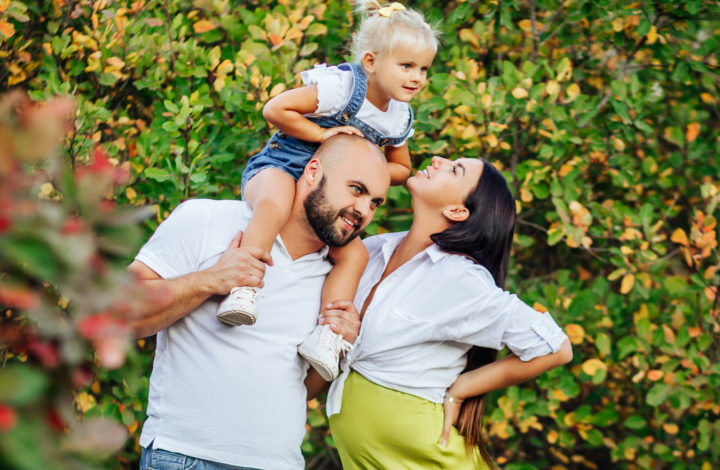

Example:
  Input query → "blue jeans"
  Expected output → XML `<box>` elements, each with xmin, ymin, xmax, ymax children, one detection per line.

<box><xmin>139</xmin><ymin>446</ymin><xmax>261</xmax><ymax>470</ymax></box>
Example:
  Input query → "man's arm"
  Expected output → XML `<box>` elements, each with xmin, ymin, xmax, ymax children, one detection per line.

<box><xmin>127</xmin><ymin>231</ymin><xmax>271</xmax><ymax>338</ymax></box>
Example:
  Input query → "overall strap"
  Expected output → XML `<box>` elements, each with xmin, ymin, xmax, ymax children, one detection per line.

<box><xmin>333</xmin><ymin>63</ymin><xmax>367</xmax><ymax>124</ymax></box>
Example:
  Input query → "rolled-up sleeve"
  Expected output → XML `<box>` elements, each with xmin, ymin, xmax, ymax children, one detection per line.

<box><xmin>300</xmin><ymin>64</ymin><xmax>353</xmax><ymax>116</ymax></box>
<box><xmin>501</xmin><ymin>301</ymin><xmax>568</xmax><ymax>361</ymax></box>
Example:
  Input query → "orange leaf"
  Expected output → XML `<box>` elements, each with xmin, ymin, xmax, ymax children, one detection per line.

<box><xmin>647</xmin><ymin>369</ymin><xmax>664</xmax><ymax>381</ymax></box>
<box><xmin>565</xmin><ymin>324</ymin><xmax>585</xmax><ymax>345</ymax></box>
<box><xmin>193</xmin><ymin>20</ymin><xmax>217</xmax><ymax>34</ymax></box>
<box><xmin>0</xmin><ymin>20</ymin><xmax>15</xmax><ymax>38</ymax></box>
<box><xmin>662</xmin><ymin>423</ymin><xmax>679</xmax><ymax>435</ymax></box>
<box><xmin>686</xmin><ymin>122</ymin><xmax>701</xmax><ymax>142</ymax></box>
<box><xmin>671</xmin><ymin>228</ymin><xmax>689</xmax><ymax>246</ymax></box>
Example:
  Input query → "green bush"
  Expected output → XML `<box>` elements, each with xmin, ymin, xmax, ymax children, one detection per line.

<box><xmin>1</xmin><ymin>0</ymin><xmax>719</xmax><ymax>468</ymax></box>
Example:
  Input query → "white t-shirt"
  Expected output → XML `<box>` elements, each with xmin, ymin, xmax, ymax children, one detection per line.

<box><xmin>327</xmin><ymin>232</ymin><xmax>568</xmax><ymax>416</ymax></box>
<box><xmin>135</xmin><ymin>199</ymin><xmax>331</xmax><ymax>469</ymax></box>
<box><xmin>300</xmin><ymin>64</ymin><xmax>414</xmax><ymax>147</ymax></box>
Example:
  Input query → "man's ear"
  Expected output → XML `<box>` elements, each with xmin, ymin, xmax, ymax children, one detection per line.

<box><xmin>362</xmin><ymin>52</ymin><xmax>377</xmax><ymax>74</ymax></box>
<box><xmin>302</xmin><ymin>158</ymin><xmax>322</xmax><ymax>186</ymax></box>
<box><xmin>442</xmin><ymin>205</ymin><xmax>470</xmax><ymax>223</ymax></box>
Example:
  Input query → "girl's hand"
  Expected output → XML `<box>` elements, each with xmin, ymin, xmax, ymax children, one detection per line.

<box><xmin>319</xmin><ymin>300</ymin><xmax>361</xmax><ymax>344</ymax></box>
<box><xmin>319</xmin><ymin>125</ymin><xmax>364</xmax><ymax>143</ymax></box>
<box><xmin>440</xmin><ymin>389</ymin><xmax>464</xmax><ymax>446</ymax></box>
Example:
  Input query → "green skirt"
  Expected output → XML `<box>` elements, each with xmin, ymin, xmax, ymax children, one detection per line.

<box><xmin>329</xmin><ymin>371</ymin><xmax>489</xmax><ymax>469</ymax></box>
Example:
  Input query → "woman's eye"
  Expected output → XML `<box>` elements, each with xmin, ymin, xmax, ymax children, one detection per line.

<box><xmin>452</xmin><ymin>166</ymin><xmax>457</xmax><ymax>174</ymax></box>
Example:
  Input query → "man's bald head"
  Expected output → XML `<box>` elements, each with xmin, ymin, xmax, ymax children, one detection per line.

<box><xmin>313</xmin><ymin>134</ymin><xmax>387</xmax><ymax>177</ymax></box>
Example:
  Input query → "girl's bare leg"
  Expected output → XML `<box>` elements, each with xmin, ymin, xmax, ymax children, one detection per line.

<box><xmin>216</xmin><ymin>168</ymin><xmax>296</xmax><ymax>326</ymax></box>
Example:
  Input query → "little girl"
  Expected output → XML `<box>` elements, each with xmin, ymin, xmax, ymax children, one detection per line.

<box><xmin>217</xmin><ymin>1</ymin><xmax>440</xmax><ymax>381</ymax></box>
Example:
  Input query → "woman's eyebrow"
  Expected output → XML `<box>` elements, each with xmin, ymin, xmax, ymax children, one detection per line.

<box><xmin>456</xmin><ymin>163</ymin><xmax>466</xmax><ymax>176</ymax></box>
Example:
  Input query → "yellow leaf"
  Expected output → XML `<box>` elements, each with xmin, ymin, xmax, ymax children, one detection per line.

<box><xmin>269</xmin><ymin>83</ymin><xmax>286</xmax><ymax>98</ymax></box>
<box><xmin>620</xmin><ymin>245</ymin><xmax>634</xmax><ymax>255</ymax></box>
<box><xmin>533</xmin><ymin>302</ymin><xmax>548</xmax><ymax>313</ymax></box>
<box><xmin>75</xmin><ymin>391</ymin><xmax>96</xmax><ymax>413</ymax></box>
<box><xmin>581</xmin><ymin>358</ymin><xmax>607</xmax><ymax>376</ymax></box>
<box><xmin>620</xmin><ymin>273</ymin><xmax>635</xmax><ymax>294</ymax></box>
<box><xmin>700</xmin><ymin>93</ymin><xmax>717</xmax><ymax>104</ymax></box>
<box><xmin>481</xmin><ymin>93</ymin><xmax>492</xmax><ymax>107</ymax></box>
<box><xmin>106</xmin><ymin>57</ymin><xmax>125</xmax><ymax>68</ymax></box>
<box><xmin>545</xmin><ymin>80</ymin><xmax>560</xmax><ymax>96</ymax></box>
<box><xmin>551</xmin><ymin>389</ymin><xmax>570</xmax><ymax>402</ymax></box>
<box><xmin>486</xmin><ymin>134</ymin><xmax>498</xmax><ymax>148</ymax></box>
<box><xmin>477</xmin><ymin>82</ymin><xmax>486</xmax><ymax>95</ymax></box>
<box><xmin>646</xmin><ymin>25</ymin><xmax>658</xmax><ymax>44</ymax></box>
<box><xmin>565</xmin><ymin>324</ymin><xmax>585</xmax><ymax>345</ymax></box>
<box><xmin>671</xmin><ymin>228</ymin><xmax>688</xmax><ymax>246</ymax></box>
<box><xmin>126</xmin><ymin>187</ymin><xmax>137</xmax><ymax>201</ymax></box>
<box><xmin>213</xmin><ymin>77</ymin><xmax>226</xmax><ymax>92</ymax></box>
<box><xmin>547</xmin><ymin>429</ymin><xmax>559</xmax><ymax>443</ymax></box>
<box><xmin>556</xmin><ymin>57</ymin><xmax>573</xmax><ymax>82</ymax></box>
<box><xmin>520</xmin><ymin>187</ymin><xmax>533</xmax><ymax>202</ymax></box>
<box><xmin>662</xmin><ymin>423</ymin><xmax>678</xmax><ymax>434</ymax></box>
<box><xmin>193</xmin><ymin>20</ymin><xmax>217</xmax><ymax>34</ymax></box>
<box><xmin>0</xmin><ymin>20</ymin><xmax>15</xmax><ymax>38</ymax></box>
<box><xmin>216</xmin><ymin>59</ymin><xmax>234</xmax><ymax>76</ymax></box>
<box><xmin>566</xmin><ymin>83</ymin><xmax>581</xmax><ymax>101</ymax></box>
<box><xmin>518</xmin><ymin>19</ymin><xmax>533</xmax><ymax>32</ymax></box>
<box><xmin>0</xmin><ymin>0</ymin><xmax>9</xmax><ymax>13</ymax></box>
<box><xmin>686</xmin><ymin>122</ymin><xmax>701</xmax><ymax>143</ymax></box>
<box><xmin>500</xmin><ymin>141</ymin><xmax>511</xmax><ymax>150</ymax></box>
<box><xmin>512</xmin><ymin>87</ymin><xmax>528</xmax><ymax>99</ymax></box>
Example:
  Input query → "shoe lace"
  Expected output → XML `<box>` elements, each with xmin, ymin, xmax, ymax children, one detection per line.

<box><xmin>319</xmin><ymin>325</ymin><xmax>353</xmax><ymax>354</ymax></box>
<box><xmin>231</xmin><ymin>286</ymin><xmax>262</xmax><ymax>302</ymax></box>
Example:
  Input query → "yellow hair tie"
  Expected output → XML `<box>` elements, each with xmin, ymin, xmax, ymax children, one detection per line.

<box><xmin>377</xmin><ymin>2</ymin><xmax>406</xmax><ymax>18</ymax></box>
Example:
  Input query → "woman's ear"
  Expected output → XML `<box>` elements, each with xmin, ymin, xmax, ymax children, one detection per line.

<box><xmin>362</xmin><ymin>52</ymin><xmax>377</xmax><ymax>73</ymax></box>
<box><xmin>442</xmin><ymin>205</ymin><xmax>470</xmax><ymax>223</ymax></box>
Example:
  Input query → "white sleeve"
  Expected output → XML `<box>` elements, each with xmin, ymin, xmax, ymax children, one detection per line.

<box><xmin>134</xmin><ymin>200</ymin><xmax>209</xmax><ymax>279</ymax></box>
<box><xmin>498</xmin><ymin>300</ymin><xmax>568</xmax><ymax>361</ymax></box>
<box><xmin>441</xmin><ymin>270</ymin><xmax>567</xmax><ymax>361</ymax></box>
<box><xmin>300</xmin><ymin>64</ymin><xmax>354</xmax><ymax>116</ymax></box>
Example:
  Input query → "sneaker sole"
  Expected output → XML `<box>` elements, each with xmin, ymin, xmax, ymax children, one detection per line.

<box><xmin>217</xmin><ymin>310</ymin><xmax>256</xmax><ymax>326</ymax></box>
<box><xmin>298</xmin><ymin>346</ymin><xmax>337</xmax><ymax>382</ymax></box>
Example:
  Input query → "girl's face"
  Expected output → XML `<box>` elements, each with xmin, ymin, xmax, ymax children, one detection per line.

<box><xmin>364</xmin><ymin>41</ymin><xmax>435</xmax><ymax>106</ymax></box>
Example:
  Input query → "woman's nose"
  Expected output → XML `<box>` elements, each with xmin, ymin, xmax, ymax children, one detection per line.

<box><xmin>431</xmin><ymin>156</ymin><xmax>444</xmax><ymax>168</ymax></box>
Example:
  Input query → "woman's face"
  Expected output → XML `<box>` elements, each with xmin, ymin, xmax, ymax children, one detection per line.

<box><xmin>407</xmin><ymin>156</ymin><xmax>484</xmax><ymax>210</ymax></box>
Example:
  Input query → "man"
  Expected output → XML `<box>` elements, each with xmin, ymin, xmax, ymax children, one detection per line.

<box><xmin>127</xmin><ymin>135</ymin><xmax>390</xmax><ymax>470</ymax></box>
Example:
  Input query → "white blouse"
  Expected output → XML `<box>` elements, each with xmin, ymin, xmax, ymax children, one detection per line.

<box><xmin>300</xmin><ymin>64</ymin><xmax>414</xmax><ymax>147</ymax></box>
<box><xmin>326</xmin><ymin>232</ymin><xmax>568</xmax><ymax>416</ymax></box>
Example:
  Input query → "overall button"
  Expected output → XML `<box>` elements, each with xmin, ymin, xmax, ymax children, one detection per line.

<box><xmin>341</xmin><ymin>112</ymin><xmax>351</xmax><ymax>122</ymax></box>
<box><xmin>379</xmin><ymin>138</ymin><xmax>389</xmax><ymax>146</ymax></box>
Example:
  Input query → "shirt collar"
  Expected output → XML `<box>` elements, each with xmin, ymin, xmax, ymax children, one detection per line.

<box><xmin>378</xmin><ymin>231</ymin><xmax>450</xmax><ymax>264</ymax></box>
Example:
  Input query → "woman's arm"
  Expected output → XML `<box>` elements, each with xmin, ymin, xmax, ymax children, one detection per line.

<box><xmin>384</xmin><ymin>143</ymin><xmax>411</xmax><ymax>185</ymax></box>
<box><xmin>440</xmin><ymin>339</ymin><xmax>572</xmax><ymax>444</ymax></box>
<box><xmin>263</xmin><ymin>85</ymin><xmax>363</xmax><ymax>143</ymax></box>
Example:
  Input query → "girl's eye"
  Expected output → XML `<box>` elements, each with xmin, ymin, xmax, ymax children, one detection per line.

<box><xmin>401</xmin><ymin>64</ymin><xmax>411</xmax><ymax>69</ymax></box>
<box><xmin>351</xmin><ymin>185</ymin><xmax>361</xmax><ymax>194</ymax></box>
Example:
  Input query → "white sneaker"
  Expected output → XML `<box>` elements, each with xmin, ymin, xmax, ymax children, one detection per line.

<box><xmin>216</xmin><ymin>286</ymin><xmax>261</xmax><ymax>326</ymax></box>
<box><xmin>298</xmin><ymin>324</ymin><xmax>353</xmax><ymax>381</ymax></box>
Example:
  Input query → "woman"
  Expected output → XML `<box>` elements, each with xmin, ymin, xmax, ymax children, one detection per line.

<box><xmin>322</xmin><ymin>156</ymin><xmax>573</xmax><ymax>468</ymax></box>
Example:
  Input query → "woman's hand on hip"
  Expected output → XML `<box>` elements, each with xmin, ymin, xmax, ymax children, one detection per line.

<box><xmin>319</xmin><ymin>300</ymin><xmax>361</xmax><ymax>344</ymax></box>
<box><xmin>441</xmin><ymin>389</ymin><xmax>464</xmax><ymax>446</ymax></box>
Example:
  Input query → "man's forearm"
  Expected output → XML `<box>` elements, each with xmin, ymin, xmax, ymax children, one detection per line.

<box><xmin>129</xmin><ymin>270</ymin><xmax>217</xmax><ymax>338</ymax></box>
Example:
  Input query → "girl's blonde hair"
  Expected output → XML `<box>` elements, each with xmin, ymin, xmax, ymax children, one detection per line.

<box><xmin>352</xmin><ymin>1</ymin><xmax>441</xmax><ymax>63</ymax></box>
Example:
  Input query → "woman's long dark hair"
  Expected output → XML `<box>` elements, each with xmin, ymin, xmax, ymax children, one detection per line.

<box><xmin>429</xmin><ymin>159</ymin><xmax>516</xmax><ymax>468</ymax></box>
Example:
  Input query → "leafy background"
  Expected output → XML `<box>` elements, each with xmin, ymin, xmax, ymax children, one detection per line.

<box><xmin>1</xmin><ymin>0</ymin><xmax>719</xmax><ymax>469</ymax></box>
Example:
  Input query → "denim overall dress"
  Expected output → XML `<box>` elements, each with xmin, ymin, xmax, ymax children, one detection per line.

<box><xmin>241</xmin><ymin>62</ymin><xmax>415</xmax><ymax>192</ymax></box>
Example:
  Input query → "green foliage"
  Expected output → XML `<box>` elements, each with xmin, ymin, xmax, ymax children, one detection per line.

<box><xmin>1</xmin><ymin>0</ymin><xmax>719</xmax><ymax>469</ymax></box>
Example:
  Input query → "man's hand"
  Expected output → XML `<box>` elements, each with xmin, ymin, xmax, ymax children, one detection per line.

<box><xmin>318</xmin><ymin>300</ymin><xmax>361</xmax><ymax>344</ymax></box>
<box><xmin>205</xmin><ymin>231</ymin><xmax>274</xmax><ymax>295</ymax></box>
<box><xmin>319</xmin><ymin>125</ymin><xmax>364</xmax><ymax>143</ymax></box>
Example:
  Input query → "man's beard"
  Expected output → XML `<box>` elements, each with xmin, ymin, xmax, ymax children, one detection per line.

<box><xmin>304</xmin><ymin>176</ymin><xmax>363</xmax><ymax>247</ymax></box>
